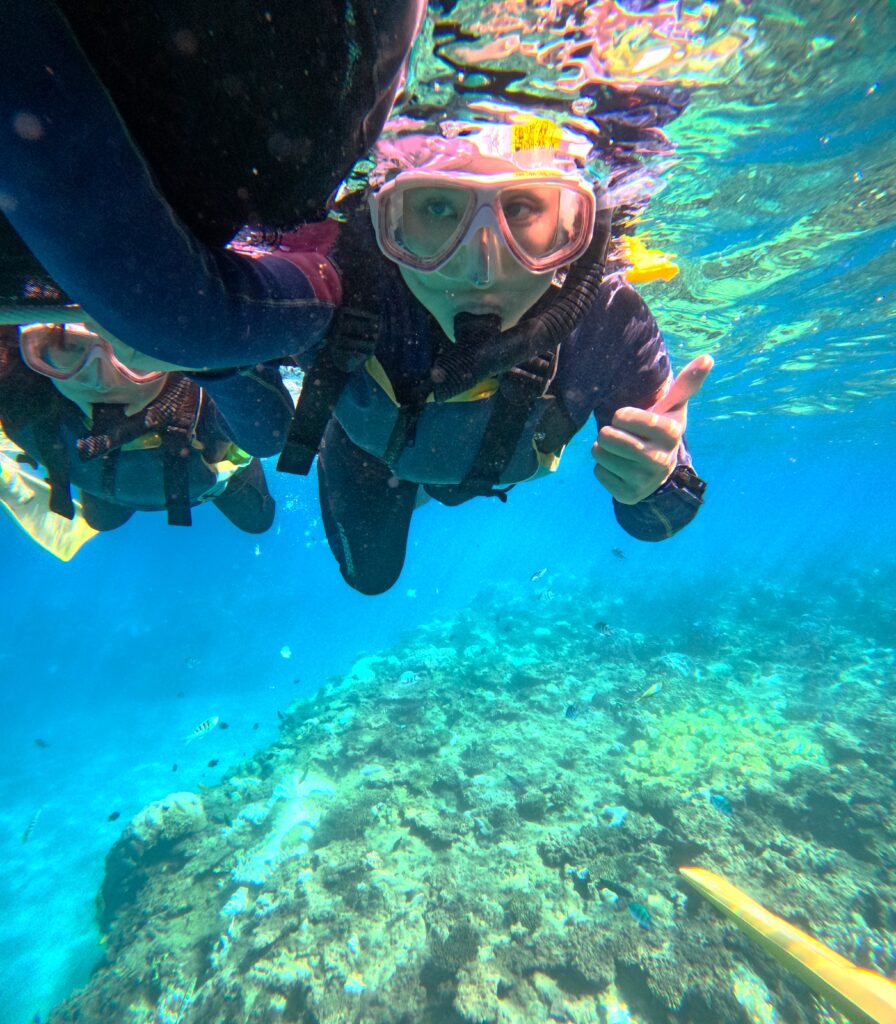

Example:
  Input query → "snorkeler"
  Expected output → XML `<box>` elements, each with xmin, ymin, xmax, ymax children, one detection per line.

<box><xmin>0</xmin><ymin>324</ymin><xmax>276</xmax><ymax>533</ymax></box>
<box><xmin>278</xmin><ymin>119</ymin><xmax>711</xmax><ymax>594</ymax></box>
<box><xmin>0</xmin><ymin>0</ymin><xmax>425</xmax><ymax>367</ymax></box>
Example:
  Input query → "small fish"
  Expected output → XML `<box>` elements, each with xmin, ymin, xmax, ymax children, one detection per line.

<box><xmin>172</xmin><ymin>763</ymin><xmax>178</xmax><ymax>772</ymax></box>
<box><xmin>611</xmin><ymin>547</ymin><xmax>626</xmax><ymax>560</ymax></box>
<box><xmin>175</xmin><ymin>691</ymin><xmax>185</xmax><ymax>699</ymax></box>
<box><xmin>207</xmin><ymin>759</ymin><xmax>219</xmax><ymax>768</ymax></box>
<box><xmin>398</xmin><ymin>670</ymin><xmax>420</xmax><ymax>685</ymax></box>
<box><xmin>530</xmin><ymin>568</ymin><xmax>548</xmax><ymax>581</ymax></box>
<box><xmin>185</xmin><ymin>656</ymin><xmax>200</xmax><ymax>670</ymax></box>
<box><xmin>219</xmin><ymin>721</ymin><xmax>229</xmax><ymax>730</ymax></box>
<box><xmin>564</xmin><ymin>704</ymin><xmax>580</xmax><ymax>720</ymax></box>
<box><xmin>34</xmin><ymin>738</ymin><xmax>50</xmax><ymax>749</ymax></box>
<box><xmin>598</xmin><ymin>887</ymin><xmax>620</xmax><ymax>906</ymax></box>
<box><xmin>280</xmin><ymin>645</ymin><xmax>292</xmax><ymax>660</ymax></box>
<box><xmin>504</xmin><ymin>772</ymin><xmax>526</xmax><ymax>794</ymax></box>
<box><xmin>185</xmin><ymin>716</ymin><xmax>219</xmax><ymax>742</ymax></box>
<box><xmin>538</xmin><ymin>588</ymin><xmax>555</xmax><ymax>603</ymax></box>
<box><xmin>277</xmin><ymin>710</ymin><xmax>286</xmax><ymax>721</ymax></box>
<box><xmin>596</xmin><ymin>879</ymin><xmax>633</xmax><ymax>900</ymax></box>
<box><xmin>628</xmin><ymin>901</ymin><xmax>653</xmax><ymax>930</ymax></box>
<box><xmin>709</xmin><ymin>792</ymin><xmax>733</xmax><ymax>815</ymax></box>
<box><xmin>635</xmin><ymin>682</ymin><xmax>663</xmax><ymax>702</ymax></box>
<box><xmin>252</xmin><ymin>722</ymin><xmax>260</xmax><ymax>730</ymax></box>
<box><xmin>107</xmin><ymin>811</ymin><xmax>120</xmax><ymax>822</ymax></box>
<box><xmin>593</xmin><ymin>621</ymin><xmax>613</xmax><ymax>636</ymax></box>
<box><xmin>21</xmin><ymin>808</ymin><xmax>42</xmax><ymax>844</ymax></box>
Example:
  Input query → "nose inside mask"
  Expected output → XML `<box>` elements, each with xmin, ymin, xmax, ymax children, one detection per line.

<box><xmin>76</xmin><ymin>350</ymin><xmax>131</xmax><ymax>391</ymax></box>
<box><xmin>447</xmin><ymin>223</ymin><xmax>520</xmax><ymax>285</ymax></box>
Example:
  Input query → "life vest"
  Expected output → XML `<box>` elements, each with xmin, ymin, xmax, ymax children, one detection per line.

<box><xmin>0</xmin><ymin>351</ymin><xmax>246</xmax><ymax>526</ymax></box>
<box><xmin>332</xmin><ymin>353</ymin><xmax>574</xmax><ymax>487</ymax></box>
<box><xmin>277</xmin><ymin>216</ymin><xmax>587</xmax><ymax>497</ymax></box>
<box><xmin>279</xmin><ymin>324</ymin><xmax>581</xmax><ymax>499</ymax></box>
<box><xmin>0</xmin><ymin>427</ymin><xmax>97</xmax><ymax>560</ymax></box>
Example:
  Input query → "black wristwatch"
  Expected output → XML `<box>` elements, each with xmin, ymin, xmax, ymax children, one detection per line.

<box><xmin>658</xmin><ymin>464</ymin><xmax>707</xmax><ymax>503</ymax></box>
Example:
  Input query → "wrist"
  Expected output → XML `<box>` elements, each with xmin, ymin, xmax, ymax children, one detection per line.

<box><xmin>652</xmin><ymin>464</ymin><xmax>706</xmax><ymax>502</ymax></box>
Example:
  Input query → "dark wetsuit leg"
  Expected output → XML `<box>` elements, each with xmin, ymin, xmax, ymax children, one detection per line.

<box><xmin>317</xmin><ymin>419</ymin><xmax>418</xmax><ymax>595</ymax></box>
<box><xmin>55</xmin><ymin>1</ymin><xmax>425</xmax><ymax>245</ymax></box>
<box><xmin>212</xmin><ymin>458</ymin><xmax>276</xmax><ymax>535</ymax></box>
<box><xmin>79</xmin><ymin>492</ymin><xmax>135</xmax><ymax>532</ymax></box>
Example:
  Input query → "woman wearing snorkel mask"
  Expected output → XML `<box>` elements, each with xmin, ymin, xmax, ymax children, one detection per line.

<box><xmin>0</xmin><ymin>323</ymin><xmax>276</xmax><ymax>535</ymax></box>
<box><xmin>278</xmin><ymin>120</ymin><xmax>711</xmax><ymax>595</ymax></box>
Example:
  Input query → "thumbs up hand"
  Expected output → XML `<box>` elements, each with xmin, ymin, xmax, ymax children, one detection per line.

<box><xmin>592</xmin><ymin>354</ymin><xmax>713</xmax><ymax>505</ymax></box>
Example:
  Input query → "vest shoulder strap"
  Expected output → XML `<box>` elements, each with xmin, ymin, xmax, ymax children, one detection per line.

<box><xmin>0</xmin><ymin>356</ymin><xmax>76</xmax><ymax>520</ymax></box>
<box><xmin>460</xmin><ymin>347</ymin><xmax>562</xmax><ymax>494</ymax></box>
<box><xmin>277</xmin><ymin>307</ymin><xmax>380</xmax><ymax>476</ymax></box>
<box><xmin>79</xmin><ymin>374</ymin><xmax>200</xmax><ymax>526</ymax></box>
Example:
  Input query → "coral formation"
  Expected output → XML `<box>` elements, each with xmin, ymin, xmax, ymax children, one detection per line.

<box><xmin>47</xmin><ymin>570</ymin><xmax>896</xmax><ymax>1024</ymax></box>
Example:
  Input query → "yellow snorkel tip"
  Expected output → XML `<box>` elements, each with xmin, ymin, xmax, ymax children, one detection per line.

<box><xmin>619</xmin><ymin>234</ymin><xmax>679</xmax><ymax>284</ymax></box>
<box><xmin>679</xmin><ymin>867</ymin><xmax>896</xmax><ymax>1024</ymax></box>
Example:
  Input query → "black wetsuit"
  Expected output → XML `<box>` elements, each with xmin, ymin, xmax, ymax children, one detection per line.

<box><xmin>313</xmin><ymin>226</ymin><xmax>706</xmax><ymax>595</ymax></box>
<box><xmin>0</xmin><ymin>0</ymin><xmax>423</xmax><ymax>460</ymax></box>
<box><xmin>0</xmin><ymin>0</ymin><xmax>423</xmax><ymax>367</ymax></box>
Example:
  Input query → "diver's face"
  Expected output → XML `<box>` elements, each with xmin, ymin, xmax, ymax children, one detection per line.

<box><xmin>39</xmin><ymin>328</ymin><xmax>168</xmax><ymax>414</ymax></box>
<box><xmin>394</xmin><ymin>155</ymin><xmax>557</xmax><ymax>339</ymax></box>
<box><xmin>51</xmin><ymin>360</ymin><xmax>166</xmax><ymax>414</ymax></box>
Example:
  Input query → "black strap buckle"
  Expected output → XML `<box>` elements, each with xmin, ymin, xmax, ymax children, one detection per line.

<box><xmin>329</xmin><ymin>308</ymin><xmax>381</xmax><ymax>372</ymax></box>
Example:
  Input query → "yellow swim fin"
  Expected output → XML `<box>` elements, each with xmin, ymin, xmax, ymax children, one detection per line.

<box><xmin>619</xmin><ymin>235</ymin><xmax>680</xmax><ymax>284</ymax></box>
<box><xmin>680</xmin><ymin>866</ymin><xmax>896</xmax><ymax>1024</ymax></box>
<box><xmin>0</xmin><ymin>448</ymin><xmax>97</xmax><ymax>561</ymax></box>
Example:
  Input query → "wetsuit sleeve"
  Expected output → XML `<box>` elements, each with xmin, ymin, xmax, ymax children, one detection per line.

<box><xmin>612</xmin><ymin>450</ymin><xmax>706</xmax><ymax>540</ymax></box>
<box><xmin>573</xmin><ymin>276</ymin><xmax>706</xmax><ymax>540</ymax></box>
<box><xmin>192</xmin><ymin>364</ymin><xmax>294</xmax><ymax>458</ymax></box>
<box><xmin>0</xmin><ymin>1</ymin><xmax>334</xmax><ymax>369</ymax></box>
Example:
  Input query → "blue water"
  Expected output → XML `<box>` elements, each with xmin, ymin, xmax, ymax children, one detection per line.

<box><xmin>2</xmin><ymin>2</ymin><xmax>896</xmax><ymax>1022</ymax></box>
<box><xmin>4</xmin><ymin>409</ymin><xmax>894</xmax><ymax>1022</ymax></box>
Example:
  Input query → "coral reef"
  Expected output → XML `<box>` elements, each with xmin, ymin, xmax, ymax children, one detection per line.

<box><xmin>47</xmin><ymin>568</ymin><xmax>896</xmax><ymax>1024</ymax></box>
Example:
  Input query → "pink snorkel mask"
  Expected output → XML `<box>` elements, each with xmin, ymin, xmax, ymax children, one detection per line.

<box><xmin>369</xmin><ymin>120</ymin><xmax>608</xmax><ymax>274</ymax></box>
<box><xmin>19</xmin><ymin>323</ymin><xmax>166</xmax><ymax>384</ymax></box>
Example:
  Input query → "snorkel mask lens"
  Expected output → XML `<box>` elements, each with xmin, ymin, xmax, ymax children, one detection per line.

<box><xmin>19</xmin><ymin>324</ymin><xmax>166</xmax><ymax>384</ymax></box>
<box><xmin>372</xmin><ymin>171</ymin><xmax>597</xmax><ymax>274</ymax></box>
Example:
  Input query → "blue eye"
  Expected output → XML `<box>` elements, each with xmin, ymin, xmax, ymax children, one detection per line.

<box><xmin>425</xmin><ymin>198</ymin><xmax>457</xmax><ymax>219</ymax></box>
<box><xmin>406</xmin><ymin>188</ymin><xmax>467</xmax><ymax>223</ymax></box>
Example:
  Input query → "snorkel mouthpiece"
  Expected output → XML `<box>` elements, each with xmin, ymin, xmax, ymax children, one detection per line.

<box><xmin>432</xmin><ymin>313</ymin><xmax>502</xmax><ymax>391</ymax></box>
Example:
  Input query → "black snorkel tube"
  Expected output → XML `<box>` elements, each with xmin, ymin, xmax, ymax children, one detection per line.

<box><xmin>430</xmin><ymin>205</ymin><xmax>613</xmax><ymax>401</ymax></box>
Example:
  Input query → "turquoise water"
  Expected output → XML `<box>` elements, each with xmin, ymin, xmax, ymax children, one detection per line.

<box><xmin>2</xmin><ymin>2</ymin><xmax>895</xmax><ymax>1022</ymax></box>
